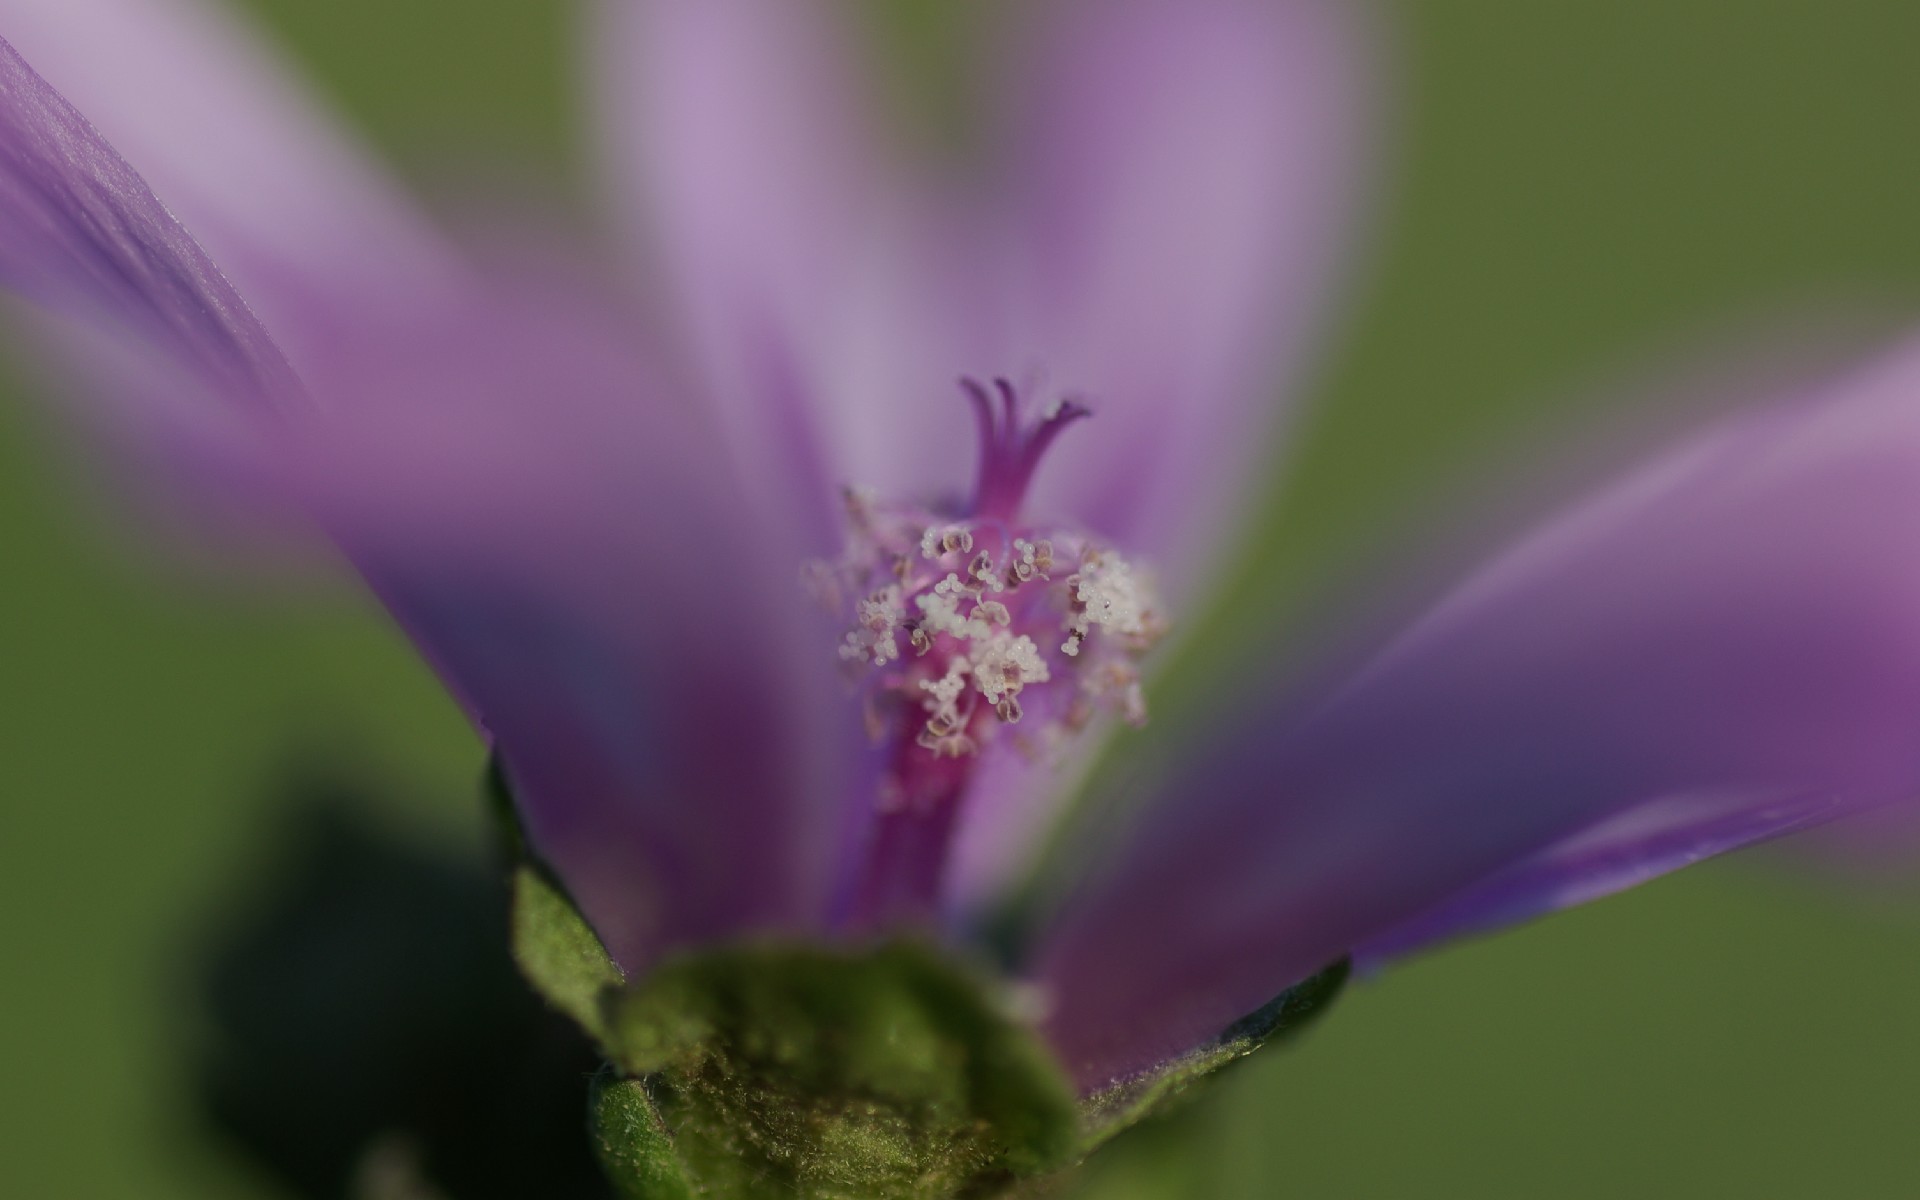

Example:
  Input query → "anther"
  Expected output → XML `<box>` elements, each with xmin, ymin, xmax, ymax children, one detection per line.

<box><xmin>920</xmin><ymin>524</ymin><xmax>976</xmax><ymax>559</ymax></box>
<box><xmin>968</xmin><ymin>553</ymin><xmax>1002</xmax><ymax>592</ymax></box>
<box><xmin>916</xmin><ymin>728</ymin><xmax>979</xmax><ymax>759</ymax></box>
<box><xmin>972</xmin><ymin>600</ymin><xmax>1011</xmax><ymax>627</ymax></box>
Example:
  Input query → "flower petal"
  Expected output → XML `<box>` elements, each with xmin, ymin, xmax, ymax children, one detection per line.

<box><xmin>590</xmin><ymin>0</ymin><xmax>894</xmax><ymax>549</ymax></box>
<box><xmin>1780</xmin><ymin>800</ymin><xmax>1920</xmax><ymax>881</ymax></box>
<box><xmin>0</xmin><ymin>0</ymin><xmax>458</xmax><ymax>359</ymax></box>
<box><xmin>0</xmin><ymin>33</ymin><xmax>293</xmax><ymax>408</ymax></box>
<box><xmin>590</xmin><ymin>0</ymin><xmax>1372</xmax><ymax>923</ymax></box>
<box><xmin>1350</xmin><ymin>787</ymin><xmax>1845</xmax><ymax>966</ymax></box>
<box><xmin>1003</xmin><ymin>0</ymin><xmax>1372</xmax><ymax>581</ymax></box>
<box><xmin>235</xmin><ymin>276</ymin><xmax>862</xmax><ymax>970</ymax></box>
<box><xmin>593</xmin><ymin>0</ymin><xmax>1370</xmax><ymax>578</ymax></box>
<box><xmin>1034</xmin><ymin>340</ymin><xmax>1920</xmax><ymax>1089</ymax></box>
<box><xmin>0</xmin><ymin>16</ymin><xmax>858</xmax><ymax>975</ymax></box>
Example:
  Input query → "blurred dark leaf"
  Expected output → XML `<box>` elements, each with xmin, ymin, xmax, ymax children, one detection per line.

<box><xmin>191</xmin><ymin>772</ymin><xmax>613</xmax><ymax>1200</ymax></box>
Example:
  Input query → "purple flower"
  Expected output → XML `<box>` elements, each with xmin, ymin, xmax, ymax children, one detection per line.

<box><xmin>4</xmin><ymin>0</ymin><xmax>1920</xmax><ymax>1097</ymax></box>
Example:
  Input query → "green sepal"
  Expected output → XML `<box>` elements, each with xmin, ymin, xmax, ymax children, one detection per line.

<box><xmin>510</xmin><ymin>865</ymin><xmax>624</xmax><ymax>1043</ymax></box>
<box><xmin>597</xmin><ymin>940</ymin><xmax>1081</xmax><ymax>1199</ymax></box>
<box><xmin>591</xmin><ymin>1071</ymin><xmax>700</xmax><ymax>1200</ymax></box>
<box><xmin>1077</xmin><ymin>957</ymin><xmax>1351</xmax><ymax>1151</ymax></box>
<box><xmin>494</xmin><ymin>755</ymin><xmax>623</xmax><ymax>1042</ymax></box>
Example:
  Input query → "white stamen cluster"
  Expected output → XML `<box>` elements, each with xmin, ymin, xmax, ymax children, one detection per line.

<box><xmin>971</xmin><ymin>632</ymin><xmax>1050</xmax><ymax>724</ymax></box>
<box><xmin>1062</xmin><ymin>550</ymin><xmax>1156</xmax><ymax>657</ymax></box>
<box><xmin>839</xmin><ymin>584</ymin><xmax>906</xmax><ymax>666</ymax></box>
<box><xmin>915</xmin><ymin>658</ymin><xmax>971</xmax><ymax>748</ymax></box>
<box><xmin>809</xmin><ymin>490</ymin><xmax>1167</xmax><ymax>759</ymax></box>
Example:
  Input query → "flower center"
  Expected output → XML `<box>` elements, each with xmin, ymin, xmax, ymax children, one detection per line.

<box><xmin>808</xmin><ymin>378</ymin><xmax>1169</xmax><ymax>926</ymax></box>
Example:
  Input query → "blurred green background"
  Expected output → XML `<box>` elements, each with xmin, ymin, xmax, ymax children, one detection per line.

<box><xmin>5</xmin><ymin>0</ymin><xmax>1920</xmax><ymax>1195</ymax></box>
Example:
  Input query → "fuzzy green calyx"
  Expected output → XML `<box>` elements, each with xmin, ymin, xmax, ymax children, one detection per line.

<box><xmin>596</xmin><ymin>941</ymin><xmax>1079</xmax><ymax>1198</ymax></box>
<box><xmin>506</xmin><ymin>852</ymin><xmax>1350</xmax><ymax>1198</ymax></box>
<box><xmin>507</xmin><ymin>864</ymin><xmax>1078</xmax><ymax>1197</ymax></box>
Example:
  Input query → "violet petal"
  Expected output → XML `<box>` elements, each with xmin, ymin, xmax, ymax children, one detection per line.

<box><xmin>0</xmin><ymin>0</ymin><xmax>458</xmax><ymax>359</ymax></box>
<box><xmin>211</xmin><ymin>274</ymin><xmax>864</xmax><ymax>973</ymax></box>
<box><xmin>1004</xmin><ymin>0</ymin><xmax>1372</xmax><ymax>587</ymax></box>
<box><xmin>0</xmin><ymin>32</ymin><xmax>293</xmax><ymax>408</ymax></box>
<box><xmin>590</xmin><ymin>0</ymin><xmax>889</xmax><ymax>551</ymax></box>
<box><xmin>592</xmin><ymin>0</ymin><xmax>1369</xmax><ymax>583</ymax></box>
<box><xmin>1035</xmin><ymin>339</ymin><xmax>1920</xmax><ymax>1089</ymax></box>
<box><xmin>1351</xmin><ymin>787</ymin><xmax>1848</xmax><ymax>967</ymax></box>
